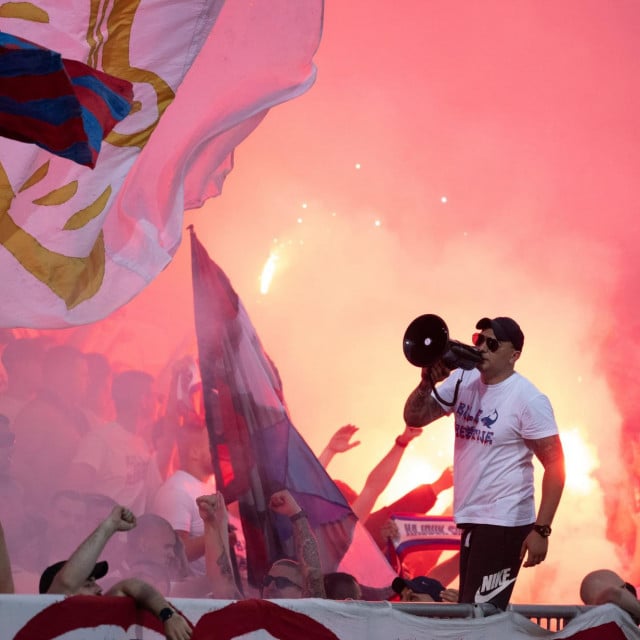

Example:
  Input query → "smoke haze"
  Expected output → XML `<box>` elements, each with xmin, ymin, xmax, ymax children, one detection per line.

<box><xmin>4</xmin><ymin>0</ymin><xmax>640</xmax><ymax>603</ymax></box>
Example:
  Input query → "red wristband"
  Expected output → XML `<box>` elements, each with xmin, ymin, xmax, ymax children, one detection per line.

<box><xmin>395</xmin><ymin>436</ymin><xmax>408</xmax><ymax>448</ymax></box>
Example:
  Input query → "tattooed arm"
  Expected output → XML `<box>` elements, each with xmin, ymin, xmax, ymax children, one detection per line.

<box><xmin>403</xmin><ymin>363</ymin><xmax>450</xmax><ymax>427</ymax></box>
<box><xmin>269</xmin><ymin>489</ymin><xmax>326</xmax><ymax>598</ymax></box>
<box><xmin>196</xmin><ymin>494</ymin><xmax>242</xmax><ymax>599</ymax></box>
<box><xmin>521</xmin><ymin>434</ymin><xmax>566</xmax><ymax>567</ymax></box>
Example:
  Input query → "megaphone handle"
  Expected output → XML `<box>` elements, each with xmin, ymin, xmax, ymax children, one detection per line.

<box><xmin>430</xmin><ymin>375</ymin><xmax>462</xmax><ymax>408</ymax></box>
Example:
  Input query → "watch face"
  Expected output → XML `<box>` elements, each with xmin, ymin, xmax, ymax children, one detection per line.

<box><xmin>534</xmin><ymin>525</ymin><xmax>551</xmax><ymax>537</ymax></box>
<box><xmin>159</xmin><ymin>608</ymin><xmax>174</xmax><ymax>622</ymax></box>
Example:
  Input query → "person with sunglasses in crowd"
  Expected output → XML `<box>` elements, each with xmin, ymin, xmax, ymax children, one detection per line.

<box><xmin>261</xmin><ymin>489</ymin><xmax>326</xmax><ymax>599</ymax></box>
<box><xmin>403</xmin><ymin>316</ymin><xmax>565</xmax><ymax>611</ymax></box>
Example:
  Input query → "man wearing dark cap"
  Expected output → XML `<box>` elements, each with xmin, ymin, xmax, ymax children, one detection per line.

<box><xmin>40</xmin><ymin>505</ymin><xmax>192</xmax><ymax>640</ymax></box>
<box><xmin>392</xmin><ymin>576</ymin><xmax>446</xmax><ymax>602</ymax></box>
<box><xmin>403</xmin><ymin>316</ymin><xmax>565</xmax><ymax>610</ymax></box>
<box><xmin>39</xmin><ymin>558</ymin><xmax>109</xmax><ymax>595</ymax></box>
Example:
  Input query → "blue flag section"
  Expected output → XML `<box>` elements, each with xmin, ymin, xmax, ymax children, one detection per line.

<box><xmin>189</xmin><ymin>227</ymin><xmax>356</xmax><ymax>588</ymax></box>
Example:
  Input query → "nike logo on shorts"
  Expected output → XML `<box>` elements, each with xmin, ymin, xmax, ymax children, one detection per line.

<box><xmin>474</xmin><ymin>577</ymin><xmax>517</xmax><ymax>603</ymax></box>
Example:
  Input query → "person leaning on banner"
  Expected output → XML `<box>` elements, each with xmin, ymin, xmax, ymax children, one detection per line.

<box><xmin>403</xmin><ymin>316</ymin><xmax>565</xmax><ymax>610</ymax></box>
<box><xmin>580</xmin><ymin>569</ymin><xmax>640</xmax><ymax>625</ymax></box>
<box><xmin>391</xmin><ymin>575</ymin><xmax>458</xmax><ymax>603</ymax></box>
<box><xmin>40</xmin><ymin>505</ymin><xmax>192</xmax><ymax>640</ymax></box>
<box><xmin>262</xmin><ymin>489</ymin><xmax>326</xmax><ymax>599</ymax></box>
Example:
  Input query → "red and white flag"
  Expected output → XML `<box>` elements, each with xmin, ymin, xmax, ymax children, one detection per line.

<box><xmin>0</xmin><ymin>0</ymin><xmax>322</xmax><ymax>328</ymax></box>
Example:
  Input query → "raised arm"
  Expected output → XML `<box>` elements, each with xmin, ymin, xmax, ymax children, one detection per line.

<box><xmin>196</xmin><ymin>493</ymin><xmax>242</xmax><ymax>599</ymax></box>
<box><xmin>318</xmin><ymin>424</ymin><xmax>360</xmax><ymax>468</ymax></box>
<box><xmin>521</xmin><ymin>434</ymin><xmax>565</xmax><ymax>567</ymax></box>
<box><xmin>269</xmin><ymin>489</ymin><xmax>325</xmax><ymax>598</ymax></box>
<box><xmin>351</xmin><ymin>426</ymin><xmax>422</xmax><ymax>521</ymax></box>
<box><xmin>403</xmin><ymin>364</ymin><xmax>450</xmax><ymax>427</ymax></box>
<box><xmin>49</xmin><ymin>506</ymin><xmax>136</xmax><ymax>595</ymax></box>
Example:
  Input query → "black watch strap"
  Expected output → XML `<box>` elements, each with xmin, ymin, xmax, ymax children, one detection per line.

<box><xmin>533</xmin><ymin>524</ymin><xmax>552</xmax><ymax>538</ymax></box>
<box><xmin>159</xmin><ymin>607</ymin><xmax>174</xmax><ymax>622</ymax></box>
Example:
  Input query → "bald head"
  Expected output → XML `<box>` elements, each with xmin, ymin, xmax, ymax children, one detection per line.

<box><xmin>580</xmin><ymin>569</ymin><xmax>626</xmax><ymax>604</ymax></box>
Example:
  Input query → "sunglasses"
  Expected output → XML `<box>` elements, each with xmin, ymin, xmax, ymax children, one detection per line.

<box><xmin>472</xmin><ymin>333</ymin><xmax>501</xmax><ymax>353</ymax></box>
<box><xmin>263</xmin><ymin>574</ymin><xmax>302</xmax><ymax>590</ymax></box>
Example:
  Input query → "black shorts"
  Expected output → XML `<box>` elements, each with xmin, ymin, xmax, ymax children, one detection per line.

<box><xmin>458</xmin><ymin>523</ymin><xmax>533</xmax><ymax>610</ymax></box>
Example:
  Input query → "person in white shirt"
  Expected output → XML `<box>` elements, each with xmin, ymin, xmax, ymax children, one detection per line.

<box><xmin>65</xmin><ymin>370</ymin><xmax>162</xmax><ymax>514</ymax></box>
<box><xmin>151</xmin><ymin>421</ymin><xmax>245</xmax><ymax>586</ymax></box>
<box><xmin>404</xmin><ymin>315</ymin><xmax>565</xmax><ymax>610</ymax></box>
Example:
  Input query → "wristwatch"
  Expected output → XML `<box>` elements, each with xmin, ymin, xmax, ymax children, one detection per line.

<box><xmin>158</xmin><ymin>607</ymin><xmax>174</xmax><ymax>623</ymax></box>
<box><xmin>533</xmin><ymin>524</ymin><xmax>552</xmax><ymax>538</ymax></box>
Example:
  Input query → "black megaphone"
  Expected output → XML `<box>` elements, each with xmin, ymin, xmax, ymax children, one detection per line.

<box><xmin>402</xmin><ymin>314</ymin><xmax>483</xmax><ymax>371</ymax></box>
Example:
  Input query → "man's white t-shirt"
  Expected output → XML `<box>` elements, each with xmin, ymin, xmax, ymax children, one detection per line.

<box><xmin>72</xmin><ymin>421</ymin><xmax>162</xmax><ymax>514</ymax></box>
<box><xmin>435</xmin><ymin>369</ymin><xmax>558</xmax><ymax>527</ymax></box>
<box><xmin>152</xmin><ymin>470</ymin><xmax>246</xmax><ymax>579</ymax></box>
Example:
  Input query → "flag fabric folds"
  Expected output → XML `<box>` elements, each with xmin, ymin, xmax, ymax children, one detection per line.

<box><xmin>0</xmin><ymin>32</ymin><xmax>133</xmax><ymax>167</ymax></box>
<box><xmin>189</xmin><ymin>228</ymin><xmax>357</xmax><ymax>587</ymax></box>
<box><xmin>0</xmin><ymin>0</ymin><xmax>323</xmax><ymax>328</ymax></box>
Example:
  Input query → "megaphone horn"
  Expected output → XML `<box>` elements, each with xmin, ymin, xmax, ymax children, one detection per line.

<box><xmin>403</xmin><ymin>314</ymin><xmax>483</xmax><ymax>371</ymax></box>
<box><xmin>402</xmin><ymin>314</ymin><xmax>450</xmax><ymax>367</ymax></box>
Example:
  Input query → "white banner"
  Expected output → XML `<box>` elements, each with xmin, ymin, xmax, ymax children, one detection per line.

<box><xmin>1</xmin><ymin>595</ymin><xmax>639</xmax><ymax>640</ymax></box>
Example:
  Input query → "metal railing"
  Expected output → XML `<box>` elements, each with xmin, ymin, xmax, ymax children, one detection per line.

<box><xmin>509</xmin><ymin>604</ymin><xmax>592</xmax><ymax>630</ymax></box>
<box><xmin>390</xmin><ymin>601</ymin><xmax>593</xmax><ymax>630</ymax></box>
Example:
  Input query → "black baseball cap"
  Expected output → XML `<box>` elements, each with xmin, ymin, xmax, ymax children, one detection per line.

<box><xmin>39</xmin><ymin>560</ymin><xmax>108</xmax><ymax>594</ymax></box>
<box><xmin>392</xmin><ymin>576</ymin><xmax>445</xmax><ymax>602</ymax></box>
<box><xmin>476</xmin><ymin>317</ymin><xmax>524</xmax><ymax>351</ymax></box>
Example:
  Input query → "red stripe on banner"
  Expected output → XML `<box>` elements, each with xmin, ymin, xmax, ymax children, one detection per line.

<box><xmin>12</xmin><ymin>595</ymin><xmax>166</xmax><ymax>639</ymax></box>
<box><xmin>192</xmin><ymin>600</ymin><xmax>339</xmax><ymax>640</ymax></box>
<box><xmin>560</xmin><ymin>621</ymin><xmax>627</xmax><ymax>640</ymax></box>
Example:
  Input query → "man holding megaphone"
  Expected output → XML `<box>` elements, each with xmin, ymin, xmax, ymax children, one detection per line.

<box><xmin>403</xmin><ymin>316</ymin><xmax>565</xmax><ymax>611</ymax></box>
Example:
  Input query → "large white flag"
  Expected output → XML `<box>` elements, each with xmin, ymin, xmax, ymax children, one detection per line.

<box><xmin>0</xmin><ymin>0</ymin><xmax>323</xmax><ymax>328</ymax></box>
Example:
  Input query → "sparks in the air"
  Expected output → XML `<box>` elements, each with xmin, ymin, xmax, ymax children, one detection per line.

<box><xmin>260</xmin><ymin>252</ymin><xmax>279</xmax><ymax>295</ymax></box>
